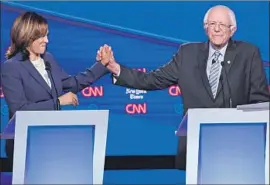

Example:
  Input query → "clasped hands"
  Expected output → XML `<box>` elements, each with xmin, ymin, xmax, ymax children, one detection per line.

<box><xmin>96</xmin><ymin>44</ymin><xmax>120</xmax><ymax>75</ymax></box>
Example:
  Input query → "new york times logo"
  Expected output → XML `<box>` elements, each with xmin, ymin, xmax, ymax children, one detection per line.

<box><xmin>126</xmin><ymin>88</ymin><xmax>147</xmax><ymax>100</ymax></box>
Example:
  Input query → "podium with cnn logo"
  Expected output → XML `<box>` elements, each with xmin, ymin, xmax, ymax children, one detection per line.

<box><xmin>1</xmin><ymin>110</ymin><xmax>109</xmax><ymax>184</ymax></box>
<box><xmin>176</xmin><ymin>102</ymin><xmax>269</xmax><ymax>184</ymax></box>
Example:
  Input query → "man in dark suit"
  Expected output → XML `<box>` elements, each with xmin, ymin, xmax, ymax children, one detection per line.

<box><xmin>97</xmin><ymin>5</ymin><xmax>270</xmax><ymax>169</ymax></box>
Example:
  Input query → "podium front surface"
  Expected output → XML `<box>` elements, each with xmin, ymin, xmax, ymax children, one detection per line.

<box><xmin>177</xmin><ymin>108</ymin><xmax>269</xmax><ymax>184</ymax></box>
<box><xmin>11</xmin><ymin>110</ymin><xmax>109</xmax><ymax>185</ymax></box>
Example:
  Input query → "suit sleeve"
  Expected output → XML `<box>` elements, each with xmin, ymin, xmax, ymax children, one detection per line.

<box><xmin>1</xmin><ymin>62</ymin><xmax>58</xmax><ymax>115</ymax></box>
<box><xmin>248</xmin><ymin>47</ymin><xmax>270</xmax><ymax>103</ymax></box>
<box><xmin>49</xmin><ymin>54</ymin><xmax>109</xmax><ymax>93</ymax></box>
<box><xmin>114</xmin><ymin>46</ymin><xmax>182</xmax><ymax>90</ymax></box>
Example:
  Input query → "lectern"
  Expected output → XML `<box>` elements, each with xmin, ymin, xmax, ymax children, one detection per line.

<box><xmin>1</xmin><ymin>110</ymin><xmax>109</xmax><ymax>184</ymax></box>
<box><xmin>176</xmin><ymin>103</ymin><xmax>269</xmax><ymax>184</ymax></box>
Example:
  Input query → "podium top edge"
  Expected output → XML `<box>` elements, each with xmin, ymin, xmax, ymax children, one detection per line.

<box><xmin>16</xmin><ymin>110</ymin><xmax>109</xmax><ymax>113</ymax></box>
<box><xmin>14</xmin><ymin>110</ymin><xmax>110</xmax><ymax>116</ymax></box>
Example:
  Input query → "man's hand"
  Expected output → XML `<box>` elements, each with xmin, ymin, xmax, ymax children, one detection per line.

<box><xmin>97</xmin><ymin>44</ymin><xmax>120</xmax><ymax>75</ymax></box>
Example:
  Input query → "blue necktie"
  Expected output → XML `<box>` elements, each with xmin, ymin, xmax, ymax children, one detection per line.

<box><xmin>209</xmin><ymin>51</ymin><xmax>221</xmax><ymax>98</ymax></box>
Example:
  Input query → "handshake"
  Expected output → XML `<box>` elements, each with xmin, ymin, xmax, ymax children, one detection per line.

<box><xmin>96</xmin><ymin>44</ymin><xmax>120</xmax><ymax>75</ymax></box>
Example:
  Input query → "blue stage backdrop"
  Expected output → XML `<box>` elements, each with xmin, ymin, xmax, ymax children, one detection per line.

<box><xmin>0</xmin><ymin>1</ymin><xmax>269</xmax><ymax>184</ymax></box>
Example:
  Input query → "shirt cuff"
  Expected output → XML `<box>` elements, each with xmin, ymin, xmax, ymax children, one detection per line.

<box><xmin>112</xmin><ymin>69</ymin><xmax>121</xmax><ymax>83</ymax></box>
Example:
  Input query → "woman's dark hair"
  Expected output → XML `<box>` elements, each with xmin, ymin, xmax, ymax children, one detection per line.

<box><xmin>5</xmin><ymin>11</ymin><xmax>48</xmax><ymax>60</ymax></box>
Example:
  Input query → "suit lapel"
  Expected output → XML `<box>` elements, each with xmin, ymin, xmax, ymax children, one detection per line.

<box><xmin>198</xmin><ymin>41</ymin><xmax>215</xmax><ymax>101</ymax></box>
<box><xmin>21</xmin><ymin>58</ymin><xmax>52</xmax><ymax>95</ymax></box>
<box><xmin>222</xmin><ymin>39</ymin><xmax>237</xmax><ymax>73</ymax></box>
<box><xmin>42</xmin><ymin>55</ymin><xmax>62</xmax><ymax>97</ymax></box>
<box><xmin>216</xmin><ymin>39</ymin><xmax>237</xmax><ymax>98</ymax></box>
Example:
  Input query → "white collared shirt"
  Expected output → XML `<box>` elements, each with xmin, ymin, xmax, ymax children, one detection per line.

<box><xmin>31</xmin><ymin>58</ymin><xmax>52</xmax><ymax>88</ymax></box>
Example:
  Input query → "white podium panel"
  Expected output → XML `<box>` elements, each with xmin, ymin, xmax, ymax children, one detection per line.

<box><xmin>12</xmin><ymin>110</ymin><xmax>109</xmax><ymax>184</ymax></box>
<box><xmin>185</xmin><ymin>108</ymin><xmax>269</xmax><ymax>184</ymax></box>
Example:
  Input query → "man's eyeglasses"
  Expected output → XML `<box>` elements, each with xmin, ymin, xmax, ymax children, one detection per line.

<box><xmin>206</xmin><ymin>22</ymin><xmax>232</xmax><ymax>30</ymax></box>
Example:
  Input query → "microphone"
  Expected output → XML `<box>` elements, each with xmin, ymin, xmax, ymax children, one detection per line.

<box><xmin>45</xmin><ymin>61</ymin><xmax>60</xmax><ymax>110</ymax></box>
<box><xmin>219</xmin><ymin>75</ymin><xmax>226</xmax><ymax>108</ymax></box>
<box><xmin>45</xmin><ymin>61</ymin><xmax>51</xmax><ymax>71</ymax></box>
<box><xmin>221</xmin><ymin>61</ymin><xmax>233</xmax><ymax>108</ymax></box>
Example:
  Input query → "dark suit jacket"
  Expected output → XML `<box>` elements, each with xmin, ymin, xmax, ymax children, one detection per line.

<box><xmin>1</xmin><ymin>51</ymin><xmax>108</xmax><ymax>118</ymax></box>
<box><xmin>113</xmin><ymin>39</ymin><xmax>270</xmax><ymax>170</ymax></box>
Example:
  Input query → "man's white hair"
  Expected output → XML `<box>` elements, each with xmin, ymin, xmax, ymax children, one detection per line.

<box><xmin>203</xmin><ymin>5</ymin><xmax>237</xmax><ymax>28</ymax></box>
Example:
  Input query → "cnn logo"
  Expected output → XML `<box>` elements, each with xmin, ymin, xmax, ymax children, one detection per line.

<box><xmin>126</xmin><ymin>103</ymin><xmax>147</xmax><ymax>114</ymax></box>
<box><xmin>168</xmin><ymin>85</ymin><xmax>181</xmax><ymax>96</ymax></box>
<box><xmin>81</xmin><ymin>86</ymin><xmax>103</xmax><ymax>97</ymax></box>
